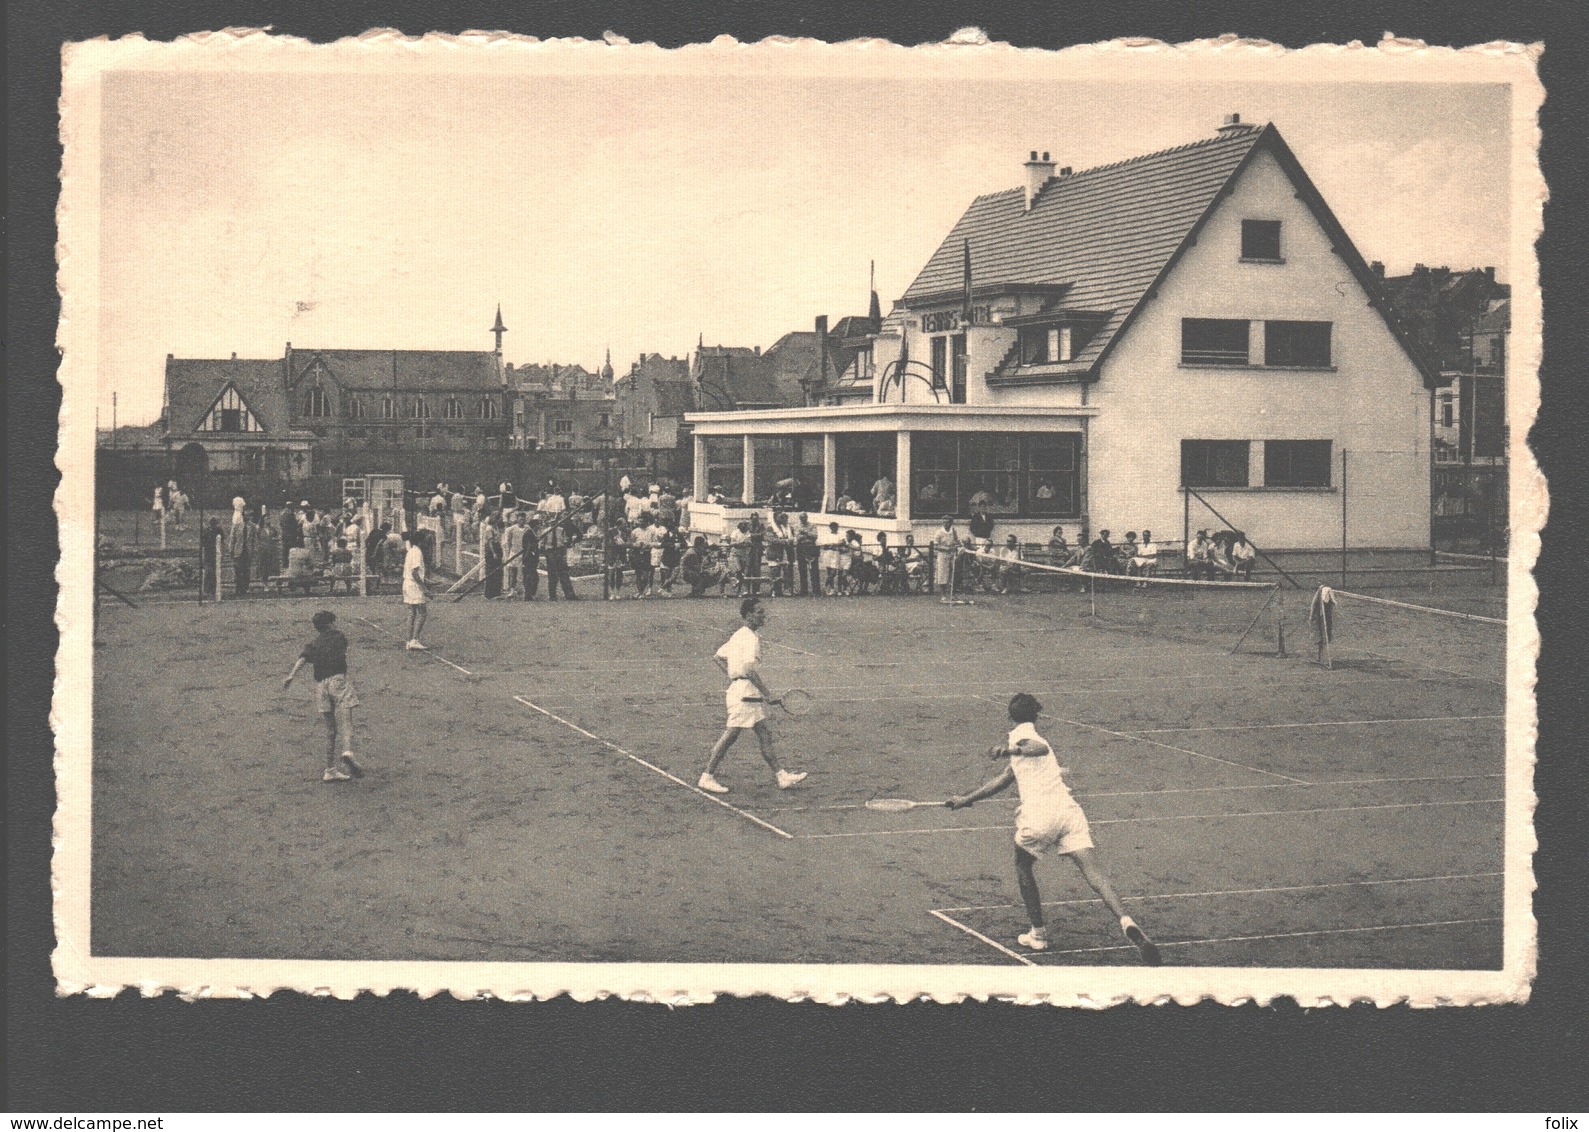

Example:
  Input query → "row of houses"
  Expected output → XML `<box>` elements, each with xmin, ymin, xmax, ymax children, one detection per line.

<box><xmin>119</xmin><ymin>114</ymin><xmax>1509</xmax><ymax>551</ymax></box>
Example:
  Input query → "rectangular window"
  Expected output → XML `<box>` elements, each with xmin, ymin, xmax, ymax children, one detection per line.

<box><xmin>950</xmin><ymin>334</ymin><xmax>967</xmax><ymax>404</ymax></box>
<box><xmin>834</xmin><ymin>434</ymin><xmax>897</xmax><ymax>512</ymax></box>
<box><xmin>598</xmin><ymin>413</ymin><xmax>610</xmax><ymax>428</ymax></box>
<box><xmin>1018</xmin><ymin>326</ymin><xmax>1051</xmax><ymax>365</ymax></box>
<box><xmin>931</xmin><ymin>336</ymin><xmax>948</xmax><ymax>392</ymax></box>
<box><xmin>1181</xmin><ymin>319</ymin><xmax>1250</xmax><ymax>366</ymax></box>
<box><xmin>219</xmin><ymin>407</ymin><xmax>243</xmax><ymax>432</ymax></box>
<box><xmin>1263</xmin><ymin>440</ymin><xmax>1332</xmax><ymax>487</ymax></box>
<box><xmin>960</xmin><ymin>433</ymin><xmax>1021</xmax><ymax>516</ymax></box>
<box><xmin>1181</xmin><ymin>440</ymin><xmax>1251</xmax><ymax>488</ymax></box>
<box><xmin>911</xmin><ymin>432</ymin><xmax>959</xmax><ymax>515</ymax></box>
<box><xmin>1440</xmin><ymin>396</ymin><xmax>1454</xmax><ymax>428</ymax></box>
<box><xmin>1241</xmin><ymin>220</ymin><xmax>1283</xmax><ymax>261</ymax></box>
<box><xmin>909</xmin><ymin>433</ymin><xmax>1082</xmax><ymax>519</ymax></box>
<box><xmin>1264</xmin><ymin>320</ymin><xmax>1332</xmax><ymax>367</ymax></box>
<box><xmin>704</xmin><ymin>436</ymin><xmax>745</xmax><ymax>502</ymax></box>
<box><xmin>553</xmin><ymin>419</ymin><xmax>573</xmax><ymax>434</ymax></box>
<box><xmin>1018</xmin><ymin>325</ymin><xmax>1079</xmax><ymax>366</ymax></box>
<box><xmin>1023</xmin><ymin>434</ymin><xmax>1080</xmax><ymax>516</ymax></box>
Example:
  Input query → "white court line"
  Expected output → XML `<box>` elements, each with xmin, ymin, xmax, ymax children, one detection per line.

<box><xmin>926</xmin><ymin>909</ymin><xmax>1037</xmax><ymax>966</ymax></box>
<box><xmin>672</xmin><ymin>615</ymin><xmax>826</xmax><ymax>658</ymax></box>
<box><xmin>1044</xmin><ymin>711</ymin><xmax>1313</xmax><ymax>785</ymax></box>
<box><xmin>798</xmin><ymin>797</ymin><xmax>1504</xmax><ymax>840</ymax></box>
<box><xmin>779</xmin><ymin>772</ymin><xmax>1504</xmax><ymax>812</ymax></box>
<box><xmin>1030</xmin><ymin>917</ymin><xmax>1503</xmax><ymax>960</ymax></box>
<box><xmin>356</xmin><ymin>616</ymin><xmax>474</xmax><ymax>677</ymax></box>
<box><xmin>935</xmin><ymin>871</ymin><xmax>1505</xmax><ymax>913</ymax></box>
<box><xmin>1126</xmin><ymin>714</ymin><xmax>1505</xmax><ymax>735</ymax></box>
<box><xmin>510</xmin><ymin>694</ymin><xmax>794</xmax><ymax>840</ymax></box>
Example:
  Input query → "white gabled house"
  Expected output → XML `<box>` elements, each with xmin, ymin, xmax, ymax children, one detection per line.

<box><xmin>685</xmin><ymin>115</ymin><xmax>1440</xmax><ymax>551</ymax></box>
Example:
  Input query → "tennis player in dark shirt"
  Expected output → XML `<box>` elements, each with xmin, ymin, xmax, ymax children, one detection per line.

<box><xmin>282</xmin><ymin>610</ymin><xmax>364</xmax><ymax>782</ymax></box>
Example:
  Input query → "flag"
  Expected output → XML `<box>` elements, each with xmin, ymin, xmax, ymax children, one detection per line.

<box><xmin>294</xmin><ymin>300</ymin><xmax>318</xmax><ymax>315</ymax></box>
<box><xmin>961</xmin><ymin>239</ymin><xmax>973</xmax><ymax>322</ymax></box>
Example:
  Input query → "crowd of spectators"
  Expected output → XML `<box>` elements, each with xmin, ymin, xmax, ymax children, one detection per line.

<box><xmin>187</xmin><ymin>472</ymin><xmax>1262</xmax><ymax>602</ymax></box>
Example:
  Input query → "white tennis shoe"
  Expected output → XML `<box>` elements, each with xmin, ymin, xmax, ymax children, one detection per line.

<box><xmin>697</xmin><ymin>772</ymin><xmax>729</xmax><ymax>794</ymax></box>
<box><xmin>776</xmin><ymin>769</ymin><xmax>808</xmax><ymax>790</ymax></box>
<box><xmin>1017</xmin><ymin>928</ymin><xmax>1050</xmax><ymax>951</ymax></box>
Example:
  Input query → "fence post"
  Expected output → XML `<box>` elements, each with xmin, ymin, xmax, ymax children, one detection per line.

<box><xmin>215</xmin><ymin>533</ymin><xmax>224</xmax><ymax>603</ymax></box>
<box><xmin>455</xmin><ymin>514</ymin><xmax>463</xmax><ymax>575</ymax></box>
<box><xmin>357</xmin><ymin>527</ymin><xmax>366</xmax><ymax>598</ymax></box>
<box><xmin>161</xmin><ymin>510</ymin><xmax>167</xmax><ymax>550</ymax></box>
<box><xmin>1340</xmin><ymin>448</ymin><xmax>1348</xmax><ymax>589</ymax></box>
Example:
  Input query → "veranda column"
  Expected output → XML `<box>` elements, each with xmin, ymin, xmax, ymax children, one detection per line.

<box><xmin>693</xmin><ymin>433</ymin><xmax>708</xmax><ymax>501</ymax></box>
<box><xmin>822</xmin><ymin>433</ymin><xmax>838</xmax><ymax>514</ymax></box>
<box><xmin>741</xmin><ymin>435</ymin><xmax>756</xmax><ymax>505</ymax></box>
<box><xmin>895</xmin><ymin>430</ymin><xmax>913</xmax><ymax>522</ymax></box>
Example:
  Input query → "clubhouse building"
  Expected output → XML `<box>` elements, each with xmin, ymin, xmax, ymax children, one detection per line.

<box><xmin>685</xmin><ymin>116</ymin><xmax>1441</xmax><ymax>550</ymax></box>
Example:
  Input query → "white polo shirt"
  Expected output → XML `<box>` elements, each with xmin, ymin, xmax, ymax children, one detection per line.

<box><xmin>716</xmin><ymin>626</ymin><xmax>761</xmax><ymax>681</ymax></box>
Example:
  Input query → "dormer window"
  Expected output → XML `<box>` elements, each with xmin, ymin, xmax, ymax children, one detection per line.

<box><xmin>1241</xmin><ymin>220</ymin><xmax>1283</xmax><ymax>262</ymax></box>
<box><xmin>1017</xmin><ymin>322</ymin><xmax>1084</xmax><ymax>365</ymax></box>
<box><xmin>443</xmin><ymin>397</ymin><xmax>464</xmax><ymax>420</ymax></box>
<box><xmin>303</xmin><ymin>386</ymin><xmax>330</xmax><ymax>418</ymax></box>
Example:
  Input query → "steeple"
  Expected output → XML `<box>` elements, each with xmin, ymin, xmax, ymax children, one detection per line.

<box><xmin>601</xmin><ymin>346</ymin><xmax>614</xmax><ymax>382</ymax></box>
<box><xmin>491</xmin><ymin>306</ymin><xmax>508</xmax><ymax>354</ymax></box>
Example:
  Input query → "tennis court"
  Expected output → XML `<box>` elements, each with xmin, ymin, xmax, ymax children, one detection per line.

<box><xmin>90</xmin><ymin>569</ymin><xmax>1508</xmax><ymax>968</ymax></box>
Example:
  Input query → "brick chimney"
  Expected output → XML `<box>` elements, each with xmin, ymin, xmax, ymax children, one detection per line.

<box><xmin>1369</xmin><ymin>261</ymin><xmax>1386</xmax><ymax>279</ymax></box>
<box><xmin>1216</xmin><ymin>112</ymin><xmax>1248</xmax><ymax>135</ymax></box>
<box><xmin>1024</xmin><ymin>150</ymin><xmax>1056</xmax><ymax>210</ymax></box>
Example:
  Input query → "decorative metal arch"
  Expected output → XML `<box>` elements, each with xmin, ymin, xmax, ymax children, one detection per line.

<box><xmin>875</xmin><ymin>358</ymin><xmax>947</xmax><ymax>404</ymax></box>
<box><xmin>695</xmin><ymin>379</ymin><xmax>737</xmax><ymax>412</ymax></box>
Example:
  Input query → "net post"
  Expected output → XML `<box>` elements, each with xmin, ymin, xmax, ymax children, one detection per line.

<box><xmin>215</xmin><ymin>533</ymin><xmax>224</xmax><ymax>603</ymax></box>
<box><xmin>357</xmin><ymin>527</ymin><xmax>366</xmax><ymax>598</ymax></box>
<box><xmin>160</xmin><ymin>510</ymin><xmax>167</xmax><ymax>549</ymax></box>
<box><xmin>1275</xmin><ymin>585</ymin><xmax>1287</xmax><ymax>657</ymax></box>
<box><xmin>455</xmin><ymin>514</ymin><xmax>463</xmax><ymax>575</ymax></box>
<box><xmin>1229</xmin><ymin>584</ymin><xmax>1279</xmax><ymax>655</ymax></box>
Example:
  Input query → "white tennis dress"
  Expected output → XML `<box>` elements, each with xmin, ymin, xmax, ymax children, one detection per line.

<box><xmin>1008</xmin><ymin>722</ymin><xmax>1093</xmax><ymax>856</ymax></box>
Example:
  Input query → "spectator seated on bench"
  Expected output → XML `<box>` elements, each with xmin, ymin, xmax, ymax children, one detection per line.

<box><xmin>1127</xmin><ymin>530</ymin><xmax>1161</xmax><ymax>578</ymax></box>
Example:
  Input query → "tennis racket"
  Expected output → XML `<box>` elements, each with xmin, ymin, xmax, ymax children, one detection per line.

<box><xmin>744</xmin><ymin>687</ymin><xmax>814</xmax><ymax>717</ymax></box>
<box><xmin>864</xmin><ymin>798</ymin><xmax>950</xmax><ymax>813</ymax></box>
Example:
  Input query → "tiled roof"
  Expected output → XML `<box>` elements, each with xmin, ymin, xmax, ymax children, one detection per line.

<box><xmin>291</xmin><ymin>348</ymin><xmax>502</xmax><ymax>392</ymax></box>
<box><xmin>164</xmin><ymin>357</ymin><xmax>290</xmax><ymax>436</ymax></box>
<box><xmin>830</xmin><ymin>315</ymin><xmax>877</xmax><ymax>341</ymax></box>
<box><xmin>902</xmin><ymin>125</ymin><xmax>1266</xmax><ymax>368</ymax></box>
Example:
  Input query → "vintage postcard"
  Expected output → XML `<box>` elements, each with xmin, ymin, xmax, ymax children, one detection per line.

<box><xmin>55</xmin><ymin>32</ymin><xmax>1543</xmax><ymax>1004</ymax></box>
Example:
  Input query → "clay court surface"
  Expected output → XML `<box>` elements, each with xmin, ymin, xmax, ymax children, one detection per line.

<box><xmin>91</xmin><ymin>577</ymin><xmax>1507</xmax><ymax>968</ymax></box>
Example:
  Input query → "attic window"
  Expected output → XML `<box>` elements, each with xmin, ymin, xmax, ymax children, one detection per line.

<box><xmin>443</xmin><ymin>397</ymin><xmax>464</xmax><ymax>420</ymax></box>
<box><xmin>199</xmin><ymin>385</ymin><xmax>262</xmax><ymax>433</ymax></box>
<box><xmin>1241</xmin><ymin>220</ymin><xmax>1283</xmax><ymax>262</ymax></box>
<box><xmin>480</xmin><ymin>397</ymin><xmax>499</xmax><ymax>419</ymax></box>
<box><xmin>381</xmin><ymin>396</ymin><xmax>396</xmax><ymax>419</ymax></box>
<box><xmin>348</xmin><ymin>398</ymin><xmax>365</xmax><ymax>420</ymax></box>
<box><xmin>1018</xmin><ymin>325</ymin><xmax>1079</xmax><ymax>365</ymax></box>
<box><xmin>303</xmin><ymin>386</ymin><xmax>331</xmax><ymax>418</ymax></box>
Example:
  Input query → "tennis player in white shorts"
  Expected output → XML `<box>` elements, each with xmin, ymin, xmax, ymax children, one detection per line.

<box><xmin>948</xmin><ymin>693</ymin><xmax>1161</xmax><ymax>963</ymax></box>
<box><xmin>698</xmin><ymin>596</ymin><xmax>807</xmax><ymax>795</ymax></box>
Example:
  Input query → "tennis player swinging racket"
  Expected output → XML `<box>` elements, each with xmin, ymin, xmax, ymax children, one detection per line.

<box><xmin>697</xmin><ymin>596</ymin><xmax>809</xmax><ymax>795</ymax></box>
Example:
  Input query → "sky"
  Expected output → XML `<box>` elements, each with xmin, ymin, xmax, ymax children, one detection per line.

<box><xmin>96</xmin><ymin>71</ymin><xmax>1511</xmax><ymax>426</ymax></box>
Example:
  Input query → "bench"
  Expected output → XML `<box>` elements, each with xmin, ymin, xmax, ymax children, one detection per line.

<box><xmin>264</xmin><ymin>572</ymin><xmax>381</xmax><ymax>596</ymax></box>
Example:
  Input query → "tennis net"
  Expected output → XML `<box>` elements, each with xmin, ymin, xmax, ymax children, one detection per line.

<box><xmin>1310</xmin><ymin>586</ymin><xmax>1507</xmax><ymax>684</ymax></box>
<box><xmin>964</xmin><ymin>549</ymin><xmax>1287</xmax><ymax>655</ymax></box>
